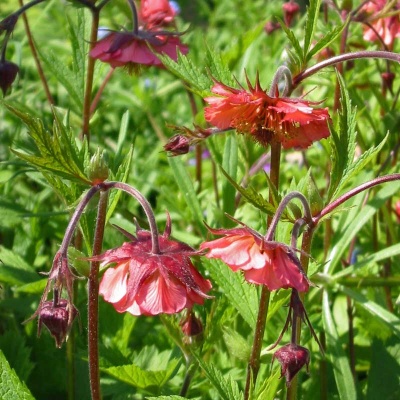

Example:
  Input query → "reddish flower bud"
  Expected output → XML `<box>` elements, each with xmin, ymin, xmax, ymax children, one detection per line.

<box><xmin>164</xmin><ymin>134</ymin><xmax>190</xmax><ymax>156</ymax></box>
<box><xmin>264</xmin><ymin>21</ymin><xmax>281</xmax><ymax>35</ymax></box>
<box><xmin>38</xmin><ymin>299</ymin><xmax>78</xmax><ymax>348</ymax></box>
<box><xmin>180</xmin><ymin>310</ymin><xmax>204</xmax><ymax>346</ymax></box>
<box><xmin>273</xmin><ymin>343</ymin><xmax>310</xmax><ymax>386</ymax></box>
<box><xmin>0</xmin><ymin>61</ymin><xmax>19</xmax><ymax>96</ymax></box>
<box><xmin>283</xmin><ymin>1</ymin><xmax>300</xmax><ymax>27</ymax></box>
<box><xmin>381</xmin><ymin>72</ymin><xmax>395</xmax><ymax>92</ymax></box>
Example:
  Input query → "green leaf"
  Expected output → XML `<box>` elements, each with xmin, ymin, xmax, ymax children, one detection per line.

<box><xmin>204</xmin><ymin>258</ymin><xmax>259</xmax><ymax>329</ymax></box>
<box><xmin>340</xmin><ymin>287</ymin><xmax>400</xmax><ymax>340</ymax></box>
<box><xmin>306</xmin><ymin>20</ymin><xmax>346</xmax><ymax>61</ymax></box>
<box><xmin>253</xmin><ymin>367</ymin><xmax>280</xmax><ymax>400</ymax></box>
<box><xmin>161</xmin><ymin>51</ymin><xmax>212</xmax><ymax>97</ymax></box>
<box><xmin>146</xmin><ymin>397</ymin><xmax>199</xmax><ymax>400</ymax></box>
<box><xmin>168</xmin><ymin>156</ymin><xmax>206</xmax><ymax>235</ymax></box>
<box><xmin>279</xmin><ymin>21</ymin><xmax>302</xmax><ymax>71</ymax></box>
<box><xmin>8</xmin><ymin>104</ymin><xmax>90</xmax><ymax>185</ymax></box>
<box><xmin>14</xmin><ymin>279</ymin><xmax>47</xmax><ymax>294</ymax></box>
<box><xmin>102</xmin><ymin>359</ymin><xmax>179</xmax><ymax>390</ymax></box>
<box><xmin>221</xmin><ymin>134</ymin><xmax>238</xmax><ymax>221</ymax></box>
<box><xmin>205</xmin><ymin>45</ymin><xmax>235</xmax><ymax>86</ymax></box>
<box><xmin>193</xmin><ymin>354</ymin><xmax>243</xmax><ymax>400</ymax></box>
<box><xmin>331</xmin><ymin>133</ymin><xmax>388</xmax><ymax>200</ymax></box>
<box><xmin>0</xmin><ymin>246</ymin><xmax>39</xmax><ymax>285</ymax></box>
<box><xmin>332</xmin><ymin>242</ymin><xmax>400</xmax><ymax>280</ymax></box>
<box><xmin>324</xmin><ymin>181</ymin><xmax>400</xmax><ymax>274</ymax></box>
<box><xmin>219</xmin><ymin>168</ymin><xmax>275</xmax><ymax>217</ymax></box>
<box><xmin>0</xmin><ymin>349</ymin><xmax>35</xmax><ymax>400</ymax></box>
<box><xmin>303</xmin><ymin>0</ymin><xmax>322</xmax><ymax>60</ymax></box>
<box><xmin>327</xmin><ymin>73</ymin><xmax>357</xmax><ymax>200</ymax></box>
<box><xmin>107</xmin><ymin>144</ymin><xmax>134</xmax><ymax>222</ymax></box>
<box><xmin>322</xmin><ymin>291</ymin><xmax>357</xmax><ymax>400</ymax></box>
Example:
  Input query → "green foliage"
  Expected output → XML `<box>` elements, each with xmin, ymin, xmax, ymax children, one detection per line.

<box><xmin>0</xmin><ymin>350</ymin><xmax>34</xmax><ymax>400</ymax></box>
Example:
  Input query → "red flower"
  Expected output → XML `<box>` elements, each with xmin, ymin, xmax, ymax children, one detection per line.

<box><xmin>90</xmin><ymin>30</ymin><xmax>188</xmax><ymax>68</ymax></box>
<box><xmin>139</xmin><ymin>0</ymin><xmax>177</xmax><ymax>28</ymax></box>
<box><xmin>91</xmin><ymin>217</ymin><xmax>212</xmax><ymax>316</ymax></box>
<box><xmin>361</xmin><ymin>0</ymin><xmax>400</xmax><ymax>48</ymax></box>
<box><xmin>204</xmin><ymin>76</ymin><xmax>331</xmax><ymax>149</ymax></box>
<box><xmin>283</xmin><ymin>1</ymin><xmax>300</xmax><ymax>27</ymax></box>
<box><xmin>200</xmin><ymin>226</ymin><xmax>309</xmax><ymax>292</ymax></box>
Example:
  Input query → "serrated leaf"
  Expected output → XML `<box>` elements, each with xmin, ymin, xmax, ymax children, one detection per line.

<box><xmin>253</xmin><ymin>367</ymin><xmax>280</xmax><ymax>400</ymax></box>
<box><xmin>0</xmin><ymin>332</ymin><xmax>34</xmax><ymax>382</ymax></box>
<box><xmin>101</xmin><ymin>359</ymin><xmax>179</xmax><ymax>389</ymax></box>
<box><xmin>279</xmin><ymin>20</ymin><xmax>302</xmax><ymax>71</ymax></box>
<box><xmin>7</xmin><ymin>104</ymin><xmax>90</xmax><ymax>185</ymax></box>
<box><xmin>303</xmin><ymin>0</ymin><xmax>322</xmax><ymax>60</ymax></box>
<box><xmin>204</xmin><ymin>45</ymin><xmax>235</xmax><ymax>86</ymax></box>
<box><xmin>322</xmin><ymin>291</ymin><xmax>357</xmax><ymax>400</ymax></box>
<box><xmin>219</xmin><ymin>168</ymin><xmax>275</xmax><ymax>217</ymax></box>
<box><xmin>327</xmin><ymin>74</ymin><xmax>357</xmax><ymax>200</ymax></box>
<box><xmin>107</xmin><ymin>145</ymin><xmax>134</xmax><ymax>222</ymax></box>
<box><xmin>204</xmin><ymin>258</ymin><xmax>259</xmax><ymax>329</ymax></box>
<box><xmin>168</xmin><ymin>156</ymin><xmax>206</xmax><ymax>236</ymax></box>
<box><xmin>331</xmin><ymin>133</ymin><xmax>388</xmax><ymax>199</ymax></box>
<box><xmin>161</xmin><ymin>51</ymin><xmax>212</xmax><ymax>97</ymax></box>
<box><xmin>306</xmin><ymin>20</ymin><xmax>347</xmax><ymax>61</ymax></box>
<box><xmin>193</xmin><ymin>354</ymin><xmax>243</xmax><ymax>400</ymax></box>
<box><xmin>0</xmin><ymin>350</ymin><xmax>35</xmax><ymax>400</ymax></box>
<box><xmin>37</xmin><ymin>49</ymin><xmax>83</xmax><ymax>111</ymax></box>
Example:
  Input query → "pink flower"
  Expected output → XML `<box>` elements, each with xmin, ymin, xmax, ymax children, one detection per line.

<box><xmin>139</xmin><ymin>0</ymin><xmax>177</xmax><ymax>28</ymax></box>
<box><xmin>91</xmin><ymin>217</ymin><xmax>212</xmax><ymax>316</ymax></box>
<box><xmin>200</xmin><ymin>226</ymin><xmax>309</xmax><ymax>292</ymax></box>
<box><xmin>283</xmin><ymin>1</ymin><xmax>300</xmax><ymax>27</ymax></box>
<box><xmin>361</xmin><ymin>0</ymin><xmax>400</xmax><ymax>48</ymax></box>
<box><xmin>204</xmin><ymin>75</ymin><xmax>331</xmax><ymax>149</ymax></box>
<box><xmin>90</xmin><ymin>30</ymin><xmax>188</xmax><ymax>68</ymax></box>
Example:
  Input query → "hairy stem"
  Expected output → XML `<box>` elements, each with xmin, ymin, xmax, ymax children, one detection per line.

<box><xmin>88</xmin><ymin>190</ymin><xmax>108</xmax><ymax>400</ymax></box>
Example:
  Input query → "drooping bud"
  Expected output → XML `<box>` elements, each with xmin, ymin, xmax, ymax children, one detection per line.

<box><xmin>0</xmin><ymin>14</ymin><xmax>19</xmax><ymax>35</ymax></box>
<box><xmin>264</xmin><ymin>21</ymin><xmax>280</xmax><ymax>35</ymax></box>
<box><xmin>0</xmin><ymin>61</ymin><xmax>19</xmax><ymax>96</ymax></box>
<box><xmin>38</xmin><ymin>299</ymin><xmax>78</xmax><ymax>348</ymax></box>
<box><xmin>381</xmin><ymin>72</ymin><xmax>395</xmax><ymax>93</ymax></box>
<box><xmin>164</xmin><ymin>134</ymin><xmax>190</xmax><ymax>156</ymax></box>
<box><xmin>273</xmin><ymin>343</ymin><xmax>310</xmax><ymax>386</ymax></box>
<box><xmin>180</xmin><ymin>309</ymin><xmax>204</xmax><ymax>346</ymax></box>
<box><xmin>283</xmin><ymin>1</ymin><xmax>300</xmax><ymax>27</ymax></box>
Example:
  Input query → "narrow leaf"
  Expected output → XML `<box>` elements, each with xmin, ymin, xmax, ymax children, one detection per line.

<box><xmin>303</xmin><ymin>0</ymin><xmax>322</xmax><ymax>59</ymax></box>
<box><xmin>322</xmin><ymin>291</ymin><xmax>357</xmax><ymax>400</ymax></box>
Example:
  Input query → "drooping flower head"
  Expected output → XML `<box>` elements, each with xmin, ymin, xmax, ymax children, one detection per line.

<box><xmin>91</xmin><ymin>216</ymin><xmax>212</xmax><ymax>316</ymax></box>
<box><xmin>360</xmin><ymin>0</ymin><xmax>400</xmax><ymax>49</ymax></box>
<box><xmin>90</xmin><ymin>30</ymin><xmax>188</xmax><ymax>69</ymax></box>
<box><xmin>200</xmin><ymin>225</ymin><xmax>310</xmax><ymax>292</ymax></box>
<box><xmin>204</xmin><ymin>74</ymin><xmax>331</xmax><ymax>149</ymax></box>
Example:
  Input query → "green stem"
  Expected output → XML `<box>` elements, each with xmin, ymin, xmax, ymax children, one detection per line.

<box><xmin>88</xmin><ymin>190</ymin><xmax>109</xmax><ymax>400</ymax></box>
<box><xmin>81</xmin><ymin>8</ymin><xmax>100</xmax><ymax>142</ymax></box>
<box><xmin>244</xmin><ymin>142</ymin><xmax>281</xmax><ymax>400</ymax></box>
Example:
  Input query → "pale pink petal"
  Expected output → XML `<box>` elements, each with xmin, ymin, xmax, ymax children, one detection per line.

<box><xmin>99</xmin><ymin>262</ymin><xmax>129</xmax><ymax>303</ymax></box>
<box><xmin>135</xmin><ymin>273</ymin><xmax>188</xmax><ymax>315</ymax></box>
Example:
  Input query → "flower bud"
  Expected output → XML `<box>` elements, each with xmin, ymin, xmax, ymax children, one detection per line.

<box><xmin>381</xmin><ymin>72</ymin><xmax>395</xmax><ymax>93</ymax></box>
<box><xmin>0</xmin><ymin>61</ymin><xmax>19</xmax><ymax>96</ymax></box>
<box><xmin>180</xmin><ymin>310</ymin><xmax>204</xmax><ymax>346</ymax></box>
<box><xmin>273</xmin><ymin>343</ymin><xmax>310</xmax><ymax>386</ymax></box>
<box><xmin>283</xmin><ymin>1</ymin><xmax>300</xmax><ymax>27</ymax></box>
<box><xmin>38</xmin><ymin>299</ymin><xmax>78</xmax><ymax>348</ymax></box>
<box><xmin>85</xmin><ymin>149</ymin><xmax>109</xmax><ymax>185</ymax></box>
<box><xmin>164</xmin><ymin>135</ymin><xmax>190</xmax><ymax>156</ymax></box>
